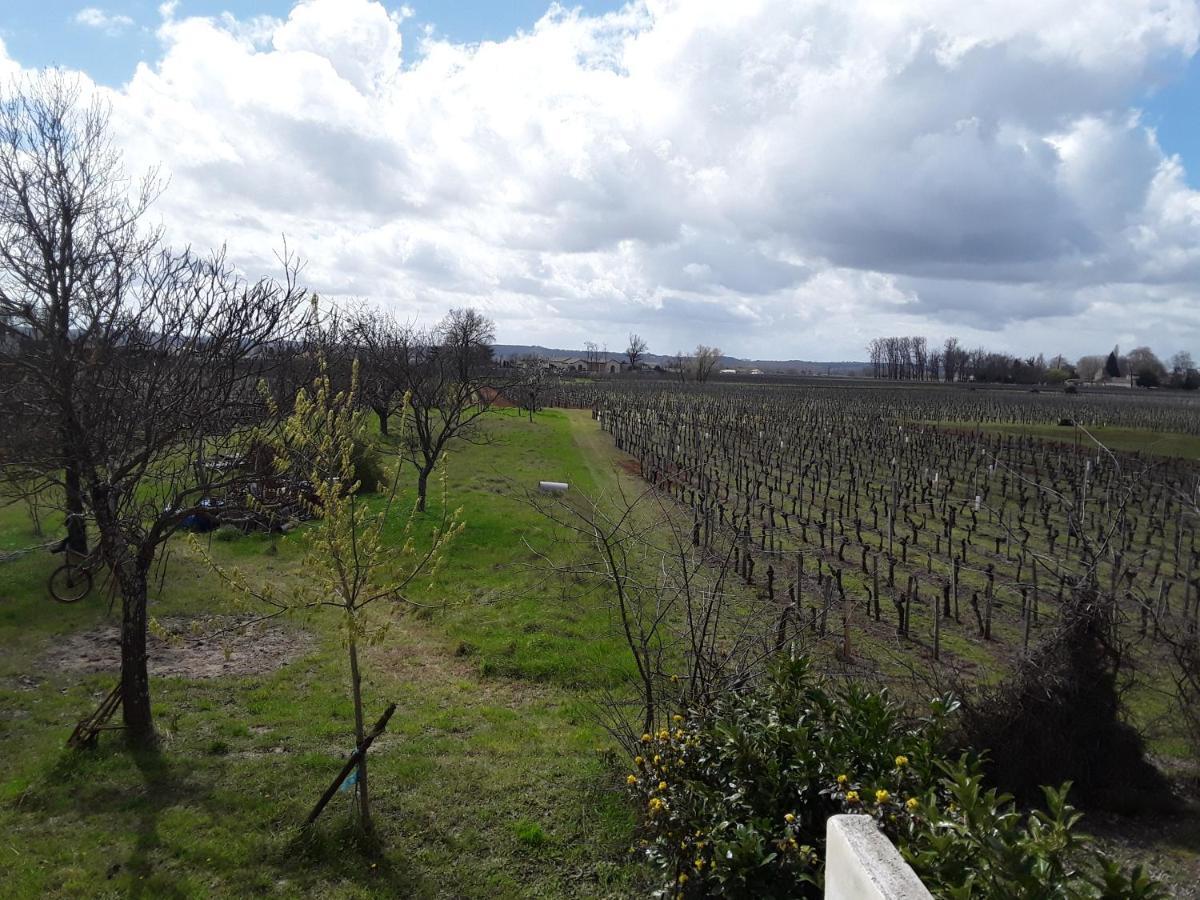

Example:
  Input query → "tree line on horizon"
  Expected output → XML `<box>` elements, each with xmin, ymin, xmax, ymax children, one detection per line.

<box><xmin>867</xmin><ymin>335</ymin><xmax>1199</xmax><ymax>389</ymax></box>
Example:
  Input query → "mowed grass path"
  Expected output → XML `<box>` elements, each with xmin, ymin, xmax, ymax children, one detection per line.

<box><xmin>0</xmin><ymin>409</ymin><xmax>647</xmax><ymax>899</ymax></box>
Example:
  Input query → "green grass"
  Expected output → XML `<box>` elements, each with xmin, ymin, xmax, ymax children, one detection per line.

<box><xmin>0</xmin><ymin>409</ymin><xmax>646</xmax><ymax>899</ymax></box>
<box><xmin>940</xmin><ymin>421</ymin><xmax>1200</xmax><ymax>460</ymax></box>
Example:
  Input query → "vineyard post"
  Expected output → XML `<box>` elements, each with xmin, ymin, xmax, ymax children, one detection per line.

<box><xmin>933</xmin><ymin>580</ymin><xmax>940</xmax><ymax>660</ymax></box>
<box><xmin>872</xmin><ymin>554</ymin><xmax>880</xmax><ymax>620</ymax></box>
<box><xmin>952</xmin><ymin>556</ymin><xmax>960</xmax><ymax>621</ymax></box>
<box><xmin>983</xmin><ymin>564</ymin><xmax>995</xmax><ymax>640</ymax></box>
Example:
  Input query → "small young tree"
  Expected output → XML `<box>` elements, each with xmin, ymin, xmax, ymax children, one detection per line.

<box><xmin>208</xmin><ymin>362</ymin><xmax>462</xmax><ymax>833</ymax></box>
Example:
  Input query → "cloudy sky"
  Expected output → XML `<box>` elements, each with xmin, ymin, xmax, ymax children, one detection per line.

<box><xmin>3</xmin><ymin>1</ymin><xmax>1200</xmax><ymax>361</ymax></box>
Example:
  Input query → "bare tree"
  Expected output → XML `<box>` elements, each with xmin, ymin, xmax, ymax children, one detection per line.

<box><xmin>398</xmin><ymin>308</ymin><xmax>500</xmax><ymax>511</ymax></box>
<box><xmin>0</xmin><ymin>71</ymin><xmax>160</xmax><ymax>554</ymax></box>
<box><xmin>528</xmin><ymin>478</ymin><xmax>773</xmax><ymax>749</ymax></box>
<box><xmin>692</xmin><ymin>344</ymin><xmax>722</xmax><ymax>383</ymax></box>
<box><xmin>348</xmin><ymin>305</ymin><xmax>409</xmax><ymax>436</ymax></box>
<box><xmin>440</xmin><ymin>306</ymin><xmax>495</xmax><ymax>383</ymax></box>
<box><xmin>672</xmin><ymin>349</ymin><xmax>690</xmax><ymax>383</ymax></box>
<box><xmin>515</xmin><ymin>355</ymin><xmax>548</xmax><ymax>422</ymax></box>
<box><xmin>9</xmin><ymin>244</ymin><xmax>308</xmax><ymax>746</ymax></box>
<box><xmin>626</xmin><ymin>332</ymin><xmax>648</xmax><ymax>370</ymax></box>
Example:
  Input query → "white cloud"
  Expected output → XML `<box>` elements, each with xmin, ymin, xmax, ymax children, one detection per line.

<box><xmin>73</xmin><ymin>7</ymin><xmax>135</xmax><ymax>36</ymax></box>
<box><xmin>37</xmin><ymin>1</ymin><xmax>1200</xmax><ymax>358</ymax></box>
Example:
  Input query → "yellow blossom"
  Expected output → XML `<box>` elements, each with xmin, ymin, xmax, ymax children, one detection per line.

<box><xmin>678</xmin><ymin>873</ymin><xmax>688</xmax><ymax>884</ymax></box>
<box><xmin>875</xmin><ymin>789</ymin><xmax>890</xmax><ymax>804</ymax></box>
<box><xmin>905</xmin><ymin>797</ymin><xmax>919</xmax><ymax>812</ymax></box>
<box><xmin>627</xmin><ymin>775</ymin><xmax>637</xmax><ymax>785</ymax></box>
<box><xmin>658</xmin><ymin>781</ymin><xmax>668</xmax><ymax>791</ymax></box>
<box><xmin>641</xmin><ymin>733</ymin><xmax>652</xmax><ymax>743</ymax></box>
<box><xmin>784</xmin><ymin>812</ymin><xmax>796</xmax><ymax>824</ymax></box>
<box><xmin>672</xmin><ymin>714</ymin><xmax>684</xmax><ymax>723</ymax></box>
<box><xmin>634</xmin><ymin>756</ymin><xmax>644</xmax><ymax>766</ymax></box>
<box><xmin>846</xmin><ymin>790</ymin><xmax>860</xmax><ymax>804</ymax></box>
<box><xmin>658</xmin><ymin>729</ymin><xmax>670</xmax><ymax>741</ymax></box>
<box><xmin>837</xmin><ymin>774</ymin><xmax>849</xmax><ymax>786</ymax></box>
<box><xmin>695</xmin><ymin>858</ymin><xmax>705</xmax><ymax>870</ymax></box>
<box><xmin>895</xmin><ymin>755</ymin><xmax>909</xmax><ymax>768</ymax></box>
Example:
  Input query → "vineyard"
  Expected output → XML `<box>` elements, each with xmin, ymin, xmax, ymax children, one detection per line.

<box><xmin>549</xmin><ymin>379</ymin><xmax>1200</xmax><ymax>753</ymax></box>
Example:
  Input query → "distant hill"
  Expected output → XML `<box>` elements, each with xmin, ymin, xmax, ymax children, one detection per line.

<box><xmin>493</xmin><ymin>344</ymin><xmax>868</xmax><ymax>375</ymax></box>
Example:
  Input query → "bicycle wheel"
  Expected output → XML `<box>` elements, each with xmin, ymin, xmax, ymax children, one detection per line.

<box><xmin>49</xmin><ymin>563</ymin><xmax>92</xmax><ymax>603</ymax></box>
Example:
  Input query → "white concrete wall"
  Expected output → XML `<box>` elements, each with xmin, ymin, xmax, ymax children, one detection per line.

<box><xmin>825</xmin><ymin>815</ymin><xmax>932</xmax><ymax>900</ymax></box>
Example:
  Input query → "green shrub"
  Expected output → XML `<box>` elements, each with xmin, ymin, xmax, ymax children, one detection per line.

<box><xmin>350</xmin><ymin>430</ymin><xmax>387</xmax><ymax>493</ymax></box>
<box><xmin>213</xmin><ymin>524</ymin><xmax>243</xmax><ymax>542</ymax></box>
<box><xmin>624</xmin><ymin>657</ymin><xmax>1163</xmax><ymax>899</ymax></box>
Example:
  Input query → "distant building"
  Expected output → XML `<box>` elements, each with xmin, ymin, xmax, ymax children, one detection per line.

<box><xmin>548</xmin><ymin>357</ymin><xmax>588</xmax><ymax>373</ymax></box>
<box><xmin>719</xmin><ymin>368</ymin><xmax>737</xmax><ymax>375</ymax></box>
<box><xmin>586</xmin><ymin>358</ymin><xmax>626</xmax><ymax>375</ymax></box>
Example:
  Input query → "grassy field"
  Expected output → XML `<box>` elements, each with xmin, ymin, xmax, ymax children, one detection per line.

<box><xmin>945</xmin><ymin>421</ymin><xmax>1200</xmax><ymax>460</ymax></box>
<box><xmin>0</xmin><ymin>409</ymin><xmax>648</xmax><ymax>899</ymax></box>
<box><xmin>4</xmin><ymin>406</ymin><xmax>1199</xmax><ymax>897</ymax></box>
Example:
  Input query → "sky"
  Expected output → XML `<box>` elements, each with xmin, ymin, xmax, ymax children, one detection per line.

<box><xmin>2</xmin><ymin>1</ymin><xmax>1200</xmax><ymax>362</ymax></box>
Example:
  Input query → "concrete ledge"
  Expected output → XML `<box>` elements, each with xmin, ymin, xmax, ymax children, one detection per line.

<box><xmin>825</xmin><ymin>815</ymin><xmax>932</xmax><ymax>900</ymax></box>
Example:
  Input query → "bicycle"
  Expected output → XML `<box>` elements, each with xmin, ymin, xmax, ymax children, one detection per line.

<box><xmin>47</xmin><ymin>540</ymin><xmax>103</xmax><ymax>604</ymax></box>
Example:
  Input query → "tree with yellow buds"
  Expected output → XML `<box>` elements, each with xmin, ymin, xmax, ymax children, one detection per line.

<box><xmin>201</xmin><ymin>359</ymin><xmax>463</xmax><ymax>835</ymax></box>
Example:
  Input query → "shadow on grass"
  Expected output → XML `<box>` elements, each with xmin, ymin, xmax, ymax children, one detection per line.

<box><xmin>279</xmin><ymin>817</ymin><xmax>426</xmax><ymax>895</ymax></box>
<box><xmin>23</xmin><ymin>738</ymin><xmax>427</xmax><ymax>895</ymax></box>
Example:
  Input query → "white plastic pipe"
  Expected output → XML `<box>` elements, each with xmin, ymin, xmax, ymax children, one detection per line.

<box><xmin>539</xmin><ymin>481</ymin><xmax>569</xmax><ymax>493</ymax></box>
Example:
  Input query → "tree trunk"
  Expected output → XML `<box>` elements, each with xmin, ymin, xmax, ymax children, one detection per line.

<box><xmin>374</xmin><ymin>406</ymin><xmax>389</xmax><ymax>437</ymax></box>
<box><xmin>63</xmin><ymin>451</ymin><xmax>87</xmax><ymax>554</ymax></box>
<box><xmin>117</xmin><ymin>559</ymin><xmax>155</xmax><ymax>747</ymax></box>
<box><xmin>346</xmin><ymin>629</ymin><xmax>372</xmax><ymax>833</ymax></box>
<box><xmin>416</xmin><ymin>466</ymin><xmax>431</xmax><ymax>513</ymax></box>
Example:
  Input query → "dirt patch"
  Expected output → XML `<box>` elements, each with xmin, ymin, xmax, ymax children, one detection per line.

<box><xmin>40</xmin><ymin>615</ymin><xmax>313</xmax><ymax>679</ymax></box>
<box><xmin>617</xmin><ymin>458</ymin><xmax>642</xmax><ymax>476</ymax></box>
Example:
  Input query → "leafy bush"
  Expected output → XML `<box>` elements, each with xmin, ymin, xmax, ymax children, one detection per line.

<box><xmin>213</xmin><ymin>523</ymin><xmax>243</xmax><ymax>542</ymax></box>
<box><xmin>350</xmin><ymin>430</ymin><xmax>387</xmax><ymax>494</ymax></box>
<box><xmin>624</xmin><ymin>657</ymin><xmax>1163</xmax><ymax>898</ymax></box>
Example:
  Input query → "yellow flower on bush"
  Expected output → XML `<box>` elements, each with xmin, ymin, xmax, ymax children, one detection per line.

<box><xmin>678</xmin><ymin>873</ymin><xmax>688</xmax><ymax>884</ymax></box>
<box><xmin>895</xmin><ymin>755</ymin><xmax>909</xmax><ymax>768</ymax></box>
<box><xmin>875</xmin><ymin>789</ymin><xmax>890</xmax><ymax>804</ymax></box>
<box><xmin>845</xmin><ymin>790</ymin><xmax>859</xmax><ymax>804</ymax></box>
<box><xmin>784</xmin><ymin>812</ymin><xmax>796</xmax><ymax>824</ymax></box>
<box><xmin>673</xmin><ymin>714</ymin><xmax>684</xmax><ymax>723</ymax></box>
<box><xmin>836</xmin><ymin>774</ymin><xmax>849</xmax><ymax>786</ymax></box>
<box><xmin>648</xmin><ymin>797</ymin><xmax>664</xmax><ymax>813</ymax></box>
<box><xmin>627</xmin><ymin>774</ymin><xmax>637</xmax><ymax>785</ymax></box>
<box><xmin>634</xmin><ymin>755</ymin><xmax>644</xmax><ymax>765</ymax></box>
<box><xmin>658</xmin><ymin>781</ymin><xmax>668</xmax><ymax>792</ymax></box>
<box><xmin>653</xmin><ymin>755</ymin><xmax>662</xmax><ymax>765</ymax></box>
<box><xmin>905</xmin><ymin>797</ymin><xmax>919</xmax><ymax>812</ymax></box>
<box><xmin>695</xmin><ymin>857</ymin><xmax>705</xmax><ymax>870</ymax></box>
<box><xmin>658</xmin><ymin>729</ymin><xmax>670</xmax><ymax>741</ymax></box>
<box><xmin>641</xmin><ymin>733</ymin><xmax>652</xmax><ymax>743</ymax></box>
